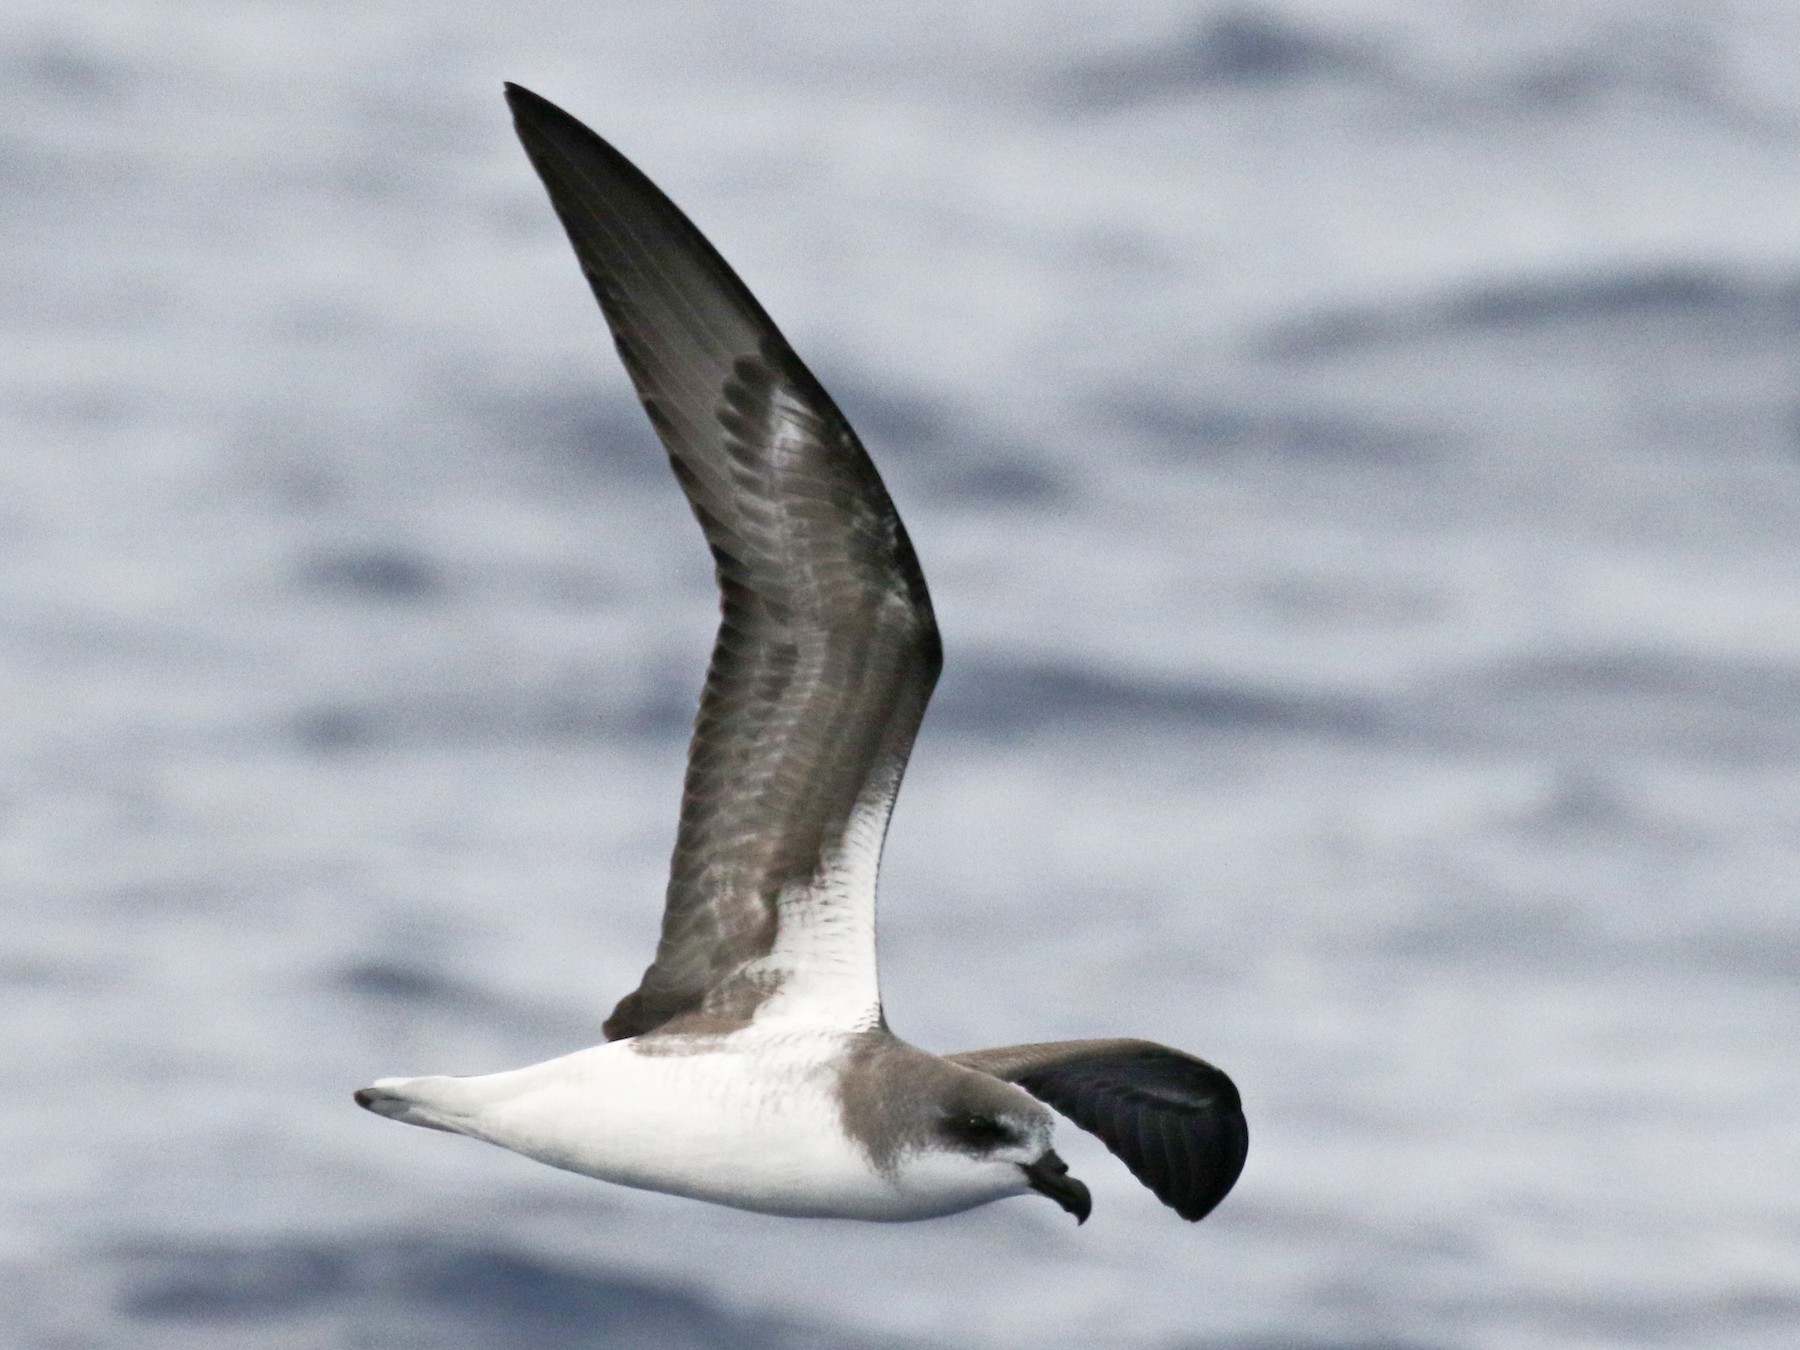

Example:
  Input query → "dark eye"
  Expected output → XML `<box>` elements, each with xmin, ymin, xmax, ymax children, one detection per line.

<box><xmin>940</xmin><ymin>1113</ymin><xmax>1020</xmax><ymax>1150</ymax></box>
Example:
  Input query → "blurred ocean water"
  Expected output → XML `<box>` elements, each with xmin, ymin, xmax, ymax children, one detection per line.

<box><xmin>5</xmin><ymin>1</ymin><xmax>1799</xmax><ymax>1346</ymax></box>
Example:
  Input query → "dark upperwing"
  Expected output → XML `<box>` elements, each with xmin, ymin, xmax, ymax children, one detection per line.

<box><xmin>951</xmin><ymin>1038</ymin><xmax>1247</xmax><ymax>1221</ymax></box>
<box><xmin>506</xmin><ymin>85</ymin><xmax>941</xmax><ymax>1039</ymax></box>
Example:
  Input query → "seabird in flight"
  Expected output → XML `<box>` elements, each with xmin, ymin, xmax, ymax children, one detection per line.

<box><xmin>354</xmin><ymin>83</ymin><xmax>1248</xmax><ymax>1225</ymax></box>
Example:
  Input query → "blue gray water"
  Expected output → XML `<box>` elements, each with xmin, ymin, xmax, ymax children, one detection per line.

<box><xmin>6</xmin><ymin>2</ymin><xmax>1799</xmax><ymax>1346</ymax></box>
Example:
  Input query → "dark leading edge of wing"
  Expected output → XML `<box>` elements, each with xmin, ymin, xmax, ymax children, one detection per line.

<box><xmin>504</xmin><ymin>86</ymin><xmax>942</xmax><ymax>1040</ymax></box>
<box><xmin>952</xmin><ymin>1039</ymin><xmax>1248</xmax><ymax>1222</ymax></box>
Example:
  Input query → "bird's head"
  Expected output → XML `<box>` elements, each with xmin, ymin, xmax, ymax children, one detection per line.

<box><xmin>913</xmin><ymin>1076</ymin><xmax>1091</xmax><ymax>1223</ymax></box>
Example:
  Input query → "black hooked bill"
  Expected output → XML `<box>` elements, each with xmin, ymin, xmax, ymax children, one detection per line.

<box><xmin>1022</xmin><ymin>1150</ymin><xmax>1092</xmax><ymax>1223</ymax></box>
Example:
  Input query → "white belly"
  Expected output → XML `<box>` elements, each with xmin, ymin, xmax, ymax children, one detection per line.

<box><xmin>367</xmin><ymin>1030</ymin><xmax>1019</xmax><ymax>1221</ymax></box>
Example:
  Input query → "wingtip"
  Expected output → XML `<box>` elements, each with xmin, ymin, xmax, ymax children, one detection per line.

<box><xmin>502</xmin><ymin>82</ymin><xmax>556</xmax><ymax>118</ymax></box>
<box><xmin>1176</xmin><ymin>1100</ymin><xmax>1249</xmax><ymax>1223</ymax></box>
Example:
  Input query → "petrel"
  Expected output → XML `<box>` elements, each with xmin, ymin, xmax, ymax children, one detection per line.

<box><xmin>354</xmin><ymin>84</ymin><xmax>1248</xmax><ymax>1225</ymax></box>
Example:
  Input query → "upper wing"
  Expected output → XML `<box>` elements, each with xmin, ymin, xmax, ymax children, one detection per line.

<box><xmin>505</xmin><ymin>86</ymin><xmax>940</xmax><ymax>1040</ymax></box>
<box><xmin>951</xmin><ymin>1039</ymin><xmax>1247</xmax><ymax>1222</ymax></box>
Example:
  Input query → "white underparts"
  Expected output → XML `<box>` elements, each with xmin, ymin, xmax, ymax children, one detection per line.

<box><xmin>361</xmin><ymin>1026</ymin><xmax>1032</xmax><ymax>1221</ymax></box>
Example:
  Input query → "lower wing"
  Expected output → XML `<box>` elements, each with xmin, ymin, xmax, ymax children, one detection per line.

<box><xmin>950</xmin><ymin>1038</ymin><xmax>1247</xmax><ymax>1222</ymax></box>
